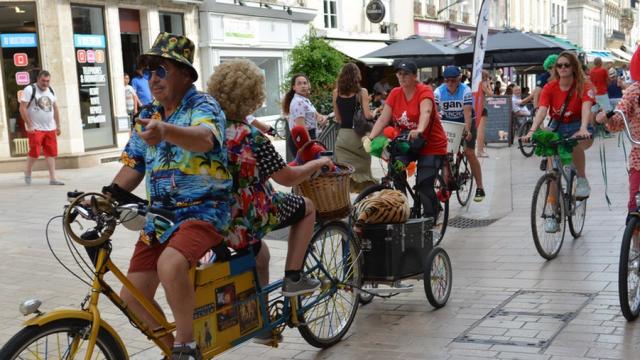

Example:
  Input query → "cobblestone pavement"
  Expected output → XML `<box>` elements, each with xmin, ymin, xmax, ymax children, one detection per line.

<box><xmin>1</xmin><ymin>137</ymin><xmax>639</xmax><ymax>359</ymax></box>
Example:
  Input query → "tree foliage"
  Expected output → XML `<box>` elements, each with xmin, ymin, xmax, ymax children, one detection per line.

<box><xmin>285</xmin><ymin>31</ymin><xmax>345</xmax><ymax>114</ymax></box>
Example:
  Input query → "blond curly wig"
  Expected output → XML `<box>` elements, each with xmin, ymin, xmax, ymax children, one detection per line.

<box><xmin>207</xmin><ymin>59</ymin><xmax>266</xmax><ymax>120</ymax></box>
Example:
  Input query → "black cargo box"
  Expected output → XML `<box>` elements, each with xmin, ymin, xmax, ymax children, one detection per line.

<box><xmin>356</xmin><ymin>217</ymin><xmax>434</xmax><ymax>282</ymax></box>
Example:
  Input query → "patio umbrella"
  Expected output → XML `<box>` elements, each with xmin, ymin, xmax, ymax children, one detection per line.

<box><xmin>363</xmin><ymin>35</ymin><xmax>458</xmax><ymax>67</ymax></box>
<box><xmin>452</xmin><ymin>29</ymin><xmax>575</xmax><ymax>67</ymax></box>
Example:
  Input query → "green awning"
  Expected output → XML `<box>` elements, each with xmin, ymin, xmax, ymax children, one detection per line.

<box><xmin>540</xmin><ymin>34</ymin><xmax>583</xmax><ymax>52</ymax></box>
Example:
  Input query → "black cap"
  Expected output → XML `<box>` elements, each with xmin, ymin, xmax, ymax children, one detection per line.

<box><xmin>394</xmin><ymin>59</ymin><xmax>417</xmax><ymax>74</ymax></box>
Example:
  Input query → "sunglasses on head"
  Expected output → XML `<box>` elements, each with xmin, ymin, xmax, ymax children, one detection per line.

<box><xmin>555</xmin><ymin>62</ymin><xmax>571</xmax><ymax>69</ymax></box>
<box><xmin>143</xmin><ymin>65</ymin><xmax>168</xmax><ymax>80</ymax></box>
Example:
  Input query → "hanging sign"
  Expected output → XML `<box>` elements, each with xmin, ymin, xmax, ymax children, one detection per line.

<box><xmin>366</xmin><ymin>0</ymin><xmax>386</xmax><ymax>24</ymax></box>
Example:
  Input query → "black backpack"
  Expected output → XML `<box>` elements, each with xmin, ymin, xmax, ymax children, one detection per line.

<box><xmin>27</xmin><ymin>83</ymin><xmax>54</xmax><ymax>108</ymax></box>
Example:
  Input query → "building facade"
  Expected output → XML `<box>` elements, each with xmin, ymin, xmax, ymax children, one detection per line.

<box><xmin>414</xmin><ymin>0</ymin><xmax>568</xmax><ymax>41</ymax></box>
<box><xmin>0</xmin><ymin>0</ymin><xmax>201</xmax><ymax>171</ymax></box>
<box><xmin>198</xmin><ymin>0</ymin><xmax>314</xmax><ymax>122</ymax></box>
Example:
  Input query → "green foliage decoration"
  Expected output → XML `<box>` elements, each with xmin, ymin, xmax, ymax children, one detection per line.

<box><xmin>284</xmin><ymin>30</ymin><xmax>346</xmax><ymax>114</ymax></box>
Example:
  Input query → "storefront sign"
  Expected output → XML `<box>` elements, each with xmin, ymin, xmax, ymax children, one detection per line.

<box><xmin>15</xmin><ymin>72</ymin><xmax>30</xmax><ymax>85</ymax></box>
<box><xmin>13</xmin><ymin>53</ymin><xmax>28</xmax><ymax>67</ymax></box>
<box><xmin>366</xmin><ymin>0</ymin><xmax>386</xmax><ymax>24</ymax></box>
<box><xmin>73</xmin><ymin>34</ymin><xmax>106</xmax><ymax>49</ymax></box>
<box><xmin>416</xmin><ymin>22</ymin><xmax>445</xmax><ymax>39</ymax></box>
<box><xmin>223</xmin><ymin>18</ymin><xmax>258</xmax><ymax>45</ymax></box>
<box><xmin>0</xmin><ymin>33</ymin><xmax>37</xmax><ymax>48</ymax></box>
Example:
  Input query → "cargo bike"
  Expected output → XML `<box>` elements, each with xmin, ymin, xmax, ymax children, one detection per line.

<box><xmin>0</xmin><ymin>184</ymin><xmax>361</xmax><ymax>359</ymax></box>
<box><xmin>319</xmin><ymin>132</ymin><xmax>453</xmax><ymax>309</ymax></box>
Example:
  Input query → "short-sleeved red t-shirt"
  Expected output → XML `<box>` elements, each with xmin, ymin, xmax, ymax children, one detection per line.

<box><xmin>385</xmin><ymin>83</ymin><xmax>448</xmax><ymax>155</ymax></box>
<box><xmin>539</xmin><ymin>80</ymin><xmax>594</xmax><ymax>124</ymax></box>
<box><xmin>589</xmin><ymin>67</ymin><xmax>609</xmax><ymax>95</ymax></box>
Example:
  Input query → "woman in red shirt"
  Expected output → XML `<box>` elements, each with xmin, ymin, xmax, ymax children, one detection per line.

<box><xmin>367</xmin><ymin>60</ymin><xmax>448</xmax><ymax>219</ymax></box>
<box><xmin>523</xmin><ymin>51</ymin><xmax>594</xmax><ymax>232</ymax></box>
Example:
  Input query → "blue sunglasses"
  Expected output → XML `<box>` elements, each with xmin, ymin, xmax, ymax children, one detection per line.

<box><xmin>143</xmin><ymin>65</ymin><xmax>168</xmax><ymax>80</ymax></box>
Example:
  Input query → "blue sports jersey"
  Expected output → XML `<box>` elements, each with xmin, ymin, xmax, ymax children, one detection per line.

<box><xmin>434</xmin><ymin>83</ymin><xmax>473</xmax><ymax>123</ymax></box>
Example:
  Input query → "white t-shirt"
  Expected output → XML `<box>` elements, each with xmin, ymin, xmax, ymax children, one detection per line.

<box><xmin>288</xmin><ymin>93</ymin><xmax>317</xmax><ymax>131</ymax></box>
<box><xmin>125</xmin><ymin>85</ymin><xmax>137</xmax><ymax>113</ymax></box>
<box><xmin>20</xmin><ymin>85</ymin><xmax>57</xmax><ymax>131</ymax></box>
<box><xmin>512</xmin><ymin>96</ymin><xmax>530</xmax><ymax>115</ymax></box>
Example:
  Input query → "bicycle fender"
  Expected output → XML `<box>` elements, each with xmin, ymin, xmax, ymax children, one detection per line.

<box><xmin>23</xmin><ymin>309</ymin><xmax>129</xmax><ymax>359</ymax></box>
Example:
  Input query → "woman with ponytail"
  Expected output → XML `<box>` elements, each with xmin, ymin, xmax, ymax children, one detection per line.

<box><xmin>282</xmin><ymin>74</ymin><xmax>327</xmax><ymax>157</ymax></box>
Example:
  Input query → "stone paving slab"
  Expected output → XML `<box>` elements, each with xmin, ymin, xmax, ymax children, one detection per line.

<box><xmin>0</xmin><ymin>138</ymin><xmax>639</xmax><ymax>359</ymax></box>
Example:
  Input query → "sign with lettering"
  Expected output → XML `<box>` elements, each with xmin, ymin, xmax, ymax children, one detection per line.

<box><xmin>73</xmin><ymin>34</ymin><xmax>106</xmax><ymax>49</ymax></box>
<box><xmin>74</xmin><ymin>33</ymin><xmax>112</xmax><ymax>128</ymax></box>
<box><xmin>0</xmin><ymin>33</ymin><xmax>37</xmax><ymax>48</ymax></box>
<box><xmin>13</xmin><ymin>53</ymin><xmax>28</xmax><ymax>67</ymax></box>
<box><xmin>366</xmin><ymin>0</ymin><xmax>386</xmax><ymax>24</ymax></box>
<box><xmin>223</xmin><ymin>18</ymin><xmax>258</xmax><ymax>45</ymax></box>
<box><xmin>15</xmin><ymin>71</ymin><xmax>30</xmax><ymax>85</ymax></box>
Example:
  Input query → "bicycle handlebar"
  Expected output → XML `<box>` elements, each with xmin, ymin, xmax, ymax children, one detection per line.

<box><xmin>610</xmin><ymin>109</ymin><xmax>640</xmax><ymax>145</ymax></box>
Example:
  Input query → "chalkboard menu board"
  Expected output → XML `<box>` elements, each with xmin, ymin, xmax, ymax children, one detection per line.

<box><xmin>483</xmin><ymin>96</ymin><xmax>513</xmax><ymax>144</ymax></box>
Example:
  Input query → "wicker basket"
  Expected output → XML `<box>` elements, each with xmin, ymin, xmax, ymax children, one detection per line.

<box><xmin>294</xmin><ymin>162</ymin><xmax>354</xmax><ymax>220</ymax></box>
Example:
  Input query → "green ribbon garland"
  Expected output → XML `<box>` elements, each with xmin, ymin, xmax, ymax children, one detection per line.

<box><xmin>531</xmin><ymin>130</ymin><xmax>575</xmax><ymax>165</ymax></box>
<box><xmin>593</xmin><ymin>124</ymin><xmax>612</xmax><ymax>207</ymax></box>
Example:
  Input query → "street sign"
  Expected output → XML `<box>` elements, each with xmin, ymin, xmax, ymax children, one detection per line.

<box><xmin>366</xmin><ymin>0</ymin><xmax>385</xmax><ymax>24</ymax></box>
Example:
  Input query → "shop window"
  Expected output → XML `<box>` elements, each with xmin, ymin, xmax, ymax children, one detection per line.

<box><xmin>0</xmin><ymin>3</ymin><xmax>40</xmax><ymax>157</ymax></box>
<box><xmin>220</xmin><ymin>57</ymin><xmax>281</xmax><ymax>118</ymax></box>
<box><xmin>159</xmin><ymin>12</ymin><xmax>184</xmax><ymax>35</ymax></box>
<box><xmin>72</xmin><ymin>5</ymin><xmax>116</xmax><ymax>150</ymax></box>
<box><xmin>323</xmin><ymin>0</ymin><xmax>338</xmax><ymax>29</ymax></box>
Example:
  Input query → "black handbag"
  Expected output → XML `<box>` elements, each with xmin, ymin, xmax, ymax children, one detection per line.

<box><xmin>352</xmin><ymin>91</ymin><xmax>373</xmax><ymax>137</ymax></box>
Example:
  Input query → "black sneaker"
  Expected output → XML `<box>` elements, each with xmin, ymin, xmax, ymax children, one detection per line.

<box><xmin>474</xmin><ymin>188</ymin><xmax>486</xmax><ymax>202</ymax></box>
<box><xmin>171</xmin><ymin>345</ymin><xmax>201</xmax><ymax>360</ymax></box>
<box><xmin>539</xmin><ymin>159</ymin><xmax>547</xmax><ymax>171</ymax></box>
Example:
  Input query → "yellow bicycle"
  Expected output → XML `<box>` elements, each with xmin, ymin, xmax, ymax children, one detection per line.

<box><xmin>0</xmin><ymin>187</ymin><xmax>361</xmax><ymax>359</ymax></box>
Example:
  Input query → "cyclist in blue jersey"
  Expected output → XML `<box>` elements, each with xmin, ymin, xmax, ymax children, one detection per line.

<box><xmin>434</xmin><ymin>66</ymin><xmax>485</xmax><ymax>202</ymax></box>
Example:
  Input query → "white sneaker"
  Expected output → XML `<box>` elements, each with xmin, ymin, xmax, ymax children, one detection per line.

<box><xmin>575</xmin><ymin>177</ymin><xmax>590</xmax><ymax>199</ymax></box>
<box><xmin>544</xmin><ymin>205</ymin><xmax>559</xmax><ymax>233</ymax></box>
<box><xmin>545</xmin><ymin>217</ymin><xmax>559</xmax><ymax>233</ymax></box>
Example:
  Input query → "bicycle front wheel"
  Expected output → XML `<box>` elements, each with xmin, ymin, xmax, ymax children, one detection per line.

<box><xmin>0</xmin><ymin>318</ymin><xmax>127</xmax><ymax>360</ymax></box>
<box><xmin>619</xmin><ymin>216</ymin><xmax>640</xmax><ymax>321</ymax></box>
<box><xmin>433</xmin><ymin>174</ymin><xmax>449</xmax><ymax>246</ymax></box>
<box><xmin>531</xmin><ymin>173</ymin><xmax>566</xmax><ymax>260</ymax></box>
<box><xmin>567</xmin><ymin>172</ymin><xmax>587</xmax><ymax>238</ymax></box>
<box><xmin>455</xmin><ymin>154</ymin><xmax>474</xmax><ymax>206</ymax></box>
<box><xmin>298</xmin><ymin>221</ymin><xmax>360</xmax><ymax>348</ymax></box>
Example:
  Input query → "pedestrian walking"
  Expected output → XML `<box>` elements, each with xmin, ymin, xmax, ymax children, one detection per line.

<box><xmin>332</xmin><ymin>63</ymin><xmax>378</xmax><ymax>192</ymax></box>
<box><xmin>19</xmin><ymin>70</ymin><xmax>64</xmax><ymax>185</ymax></box>
<box><xmin>475</xmin><ymin>70</ymin><xmax>493</xmax><ymax>158</ymax></box>
<box><xmin>590</xmin><ymin>57</ymin><xmax>611</xmax><ymax>112</ymax></box>
<box><xmin>131</xmin><ymin>65</ymin><xmax>153</xmax><ymax>106</ymax></box>
<box><xmin>124</xmin><ymin>73</ymin><xmax>139</xmax><ymax>120</ymax></box>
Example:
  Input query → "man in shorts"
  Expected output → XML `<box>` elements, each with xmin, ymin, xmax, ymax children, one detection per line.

<box><xmin>434</xmin><ymin>66</ymin><xmax>485</xmax><ymax>202</ymax></box>
<box><xmin>110</xmin><ymin>33</ymin><xmax>231</xmax><ymax>360</ymax></box>
<box><xmin>20</xmin><ymin>70</ymin><xmax>64</xmax><ymax>185</ymax></box>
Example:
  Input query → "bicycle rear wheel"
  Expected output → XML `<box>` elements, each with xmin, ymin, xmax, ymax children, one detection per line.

<box><xmin>298</xmin><ymin>221</ymin><xmax>360</xmax><ymax>348</ymax></box>
<box><xmin>531</xmin><ymin>173</ymin><xmax>566</xmax><ymax>260</ymax></box>
<box><xmin>455</xmin><ymin>154</ymin><xmax>474</xmax><ymax>206</ymax></box>
<box><xmin>518</xmin><ymin>121</ymin><xmax>535</xmax><ymax>157</ymax></box>
<box><xmin>567</xmin><ymin>172</ymin><xmax>587</xmax><ymax>238</ymax></box>
<box><xmin>619</xmin><ymin>216</ymin><xmax>640</xmax><ymax>321</ymax></box>
<box><xmin>0</xmin><ymin>318</ymin><xmax>126</xmax><ymax>360</ymax></box>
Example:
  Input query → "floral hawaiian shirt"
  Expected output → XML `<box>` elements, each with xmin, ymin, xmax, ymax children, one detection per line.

<box><xmin>225</xmin><ymin>120</ymin><xmax>288</xmax><ymax>249</ymax></box>
<box><xmin>120</xmin><ymin>86</ymin><xmax>232</xmax><ymax>244</ymax></box>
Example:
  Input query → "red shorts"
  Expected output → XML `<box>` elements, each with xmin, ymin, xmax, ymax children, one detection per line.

<box><xmin>128</xmin><ymin>220</ymin><xmax>223</xmax><ymax>273</ymax></box>
<box><xmin>28</xmin><ymin>130</ymin><xmax>58</xmax><ymax>158</ymax></box>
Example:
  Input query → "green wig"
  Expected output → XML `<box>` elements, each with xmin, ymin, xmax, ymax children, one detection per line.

<box><xmin>543</xmin><ymin>54</ymin><xmax>559</xmax><ymax>71</ymax></box>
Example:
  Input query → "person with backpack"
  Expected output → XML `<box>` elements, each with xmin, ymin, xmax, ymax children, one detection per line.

<box><xmin>19</xmin><ymin>70</ymin><xmax>64</xmax><ymax>185</ymax></box>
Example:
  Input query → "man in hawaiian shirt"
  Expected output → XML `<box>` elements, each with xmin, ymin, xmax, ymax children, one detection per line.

<box><xmin>110</xmin><ymin>33</ymin><xmax>231</xmax><ymax>360</ymax></box>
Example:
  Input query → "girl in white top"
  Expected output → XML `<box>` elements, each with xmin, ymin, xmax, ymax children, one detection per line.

<box><xmin>282</xmin><ymin>74</ymin><xmax>327</xmax><ymax>156</ymax></box>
